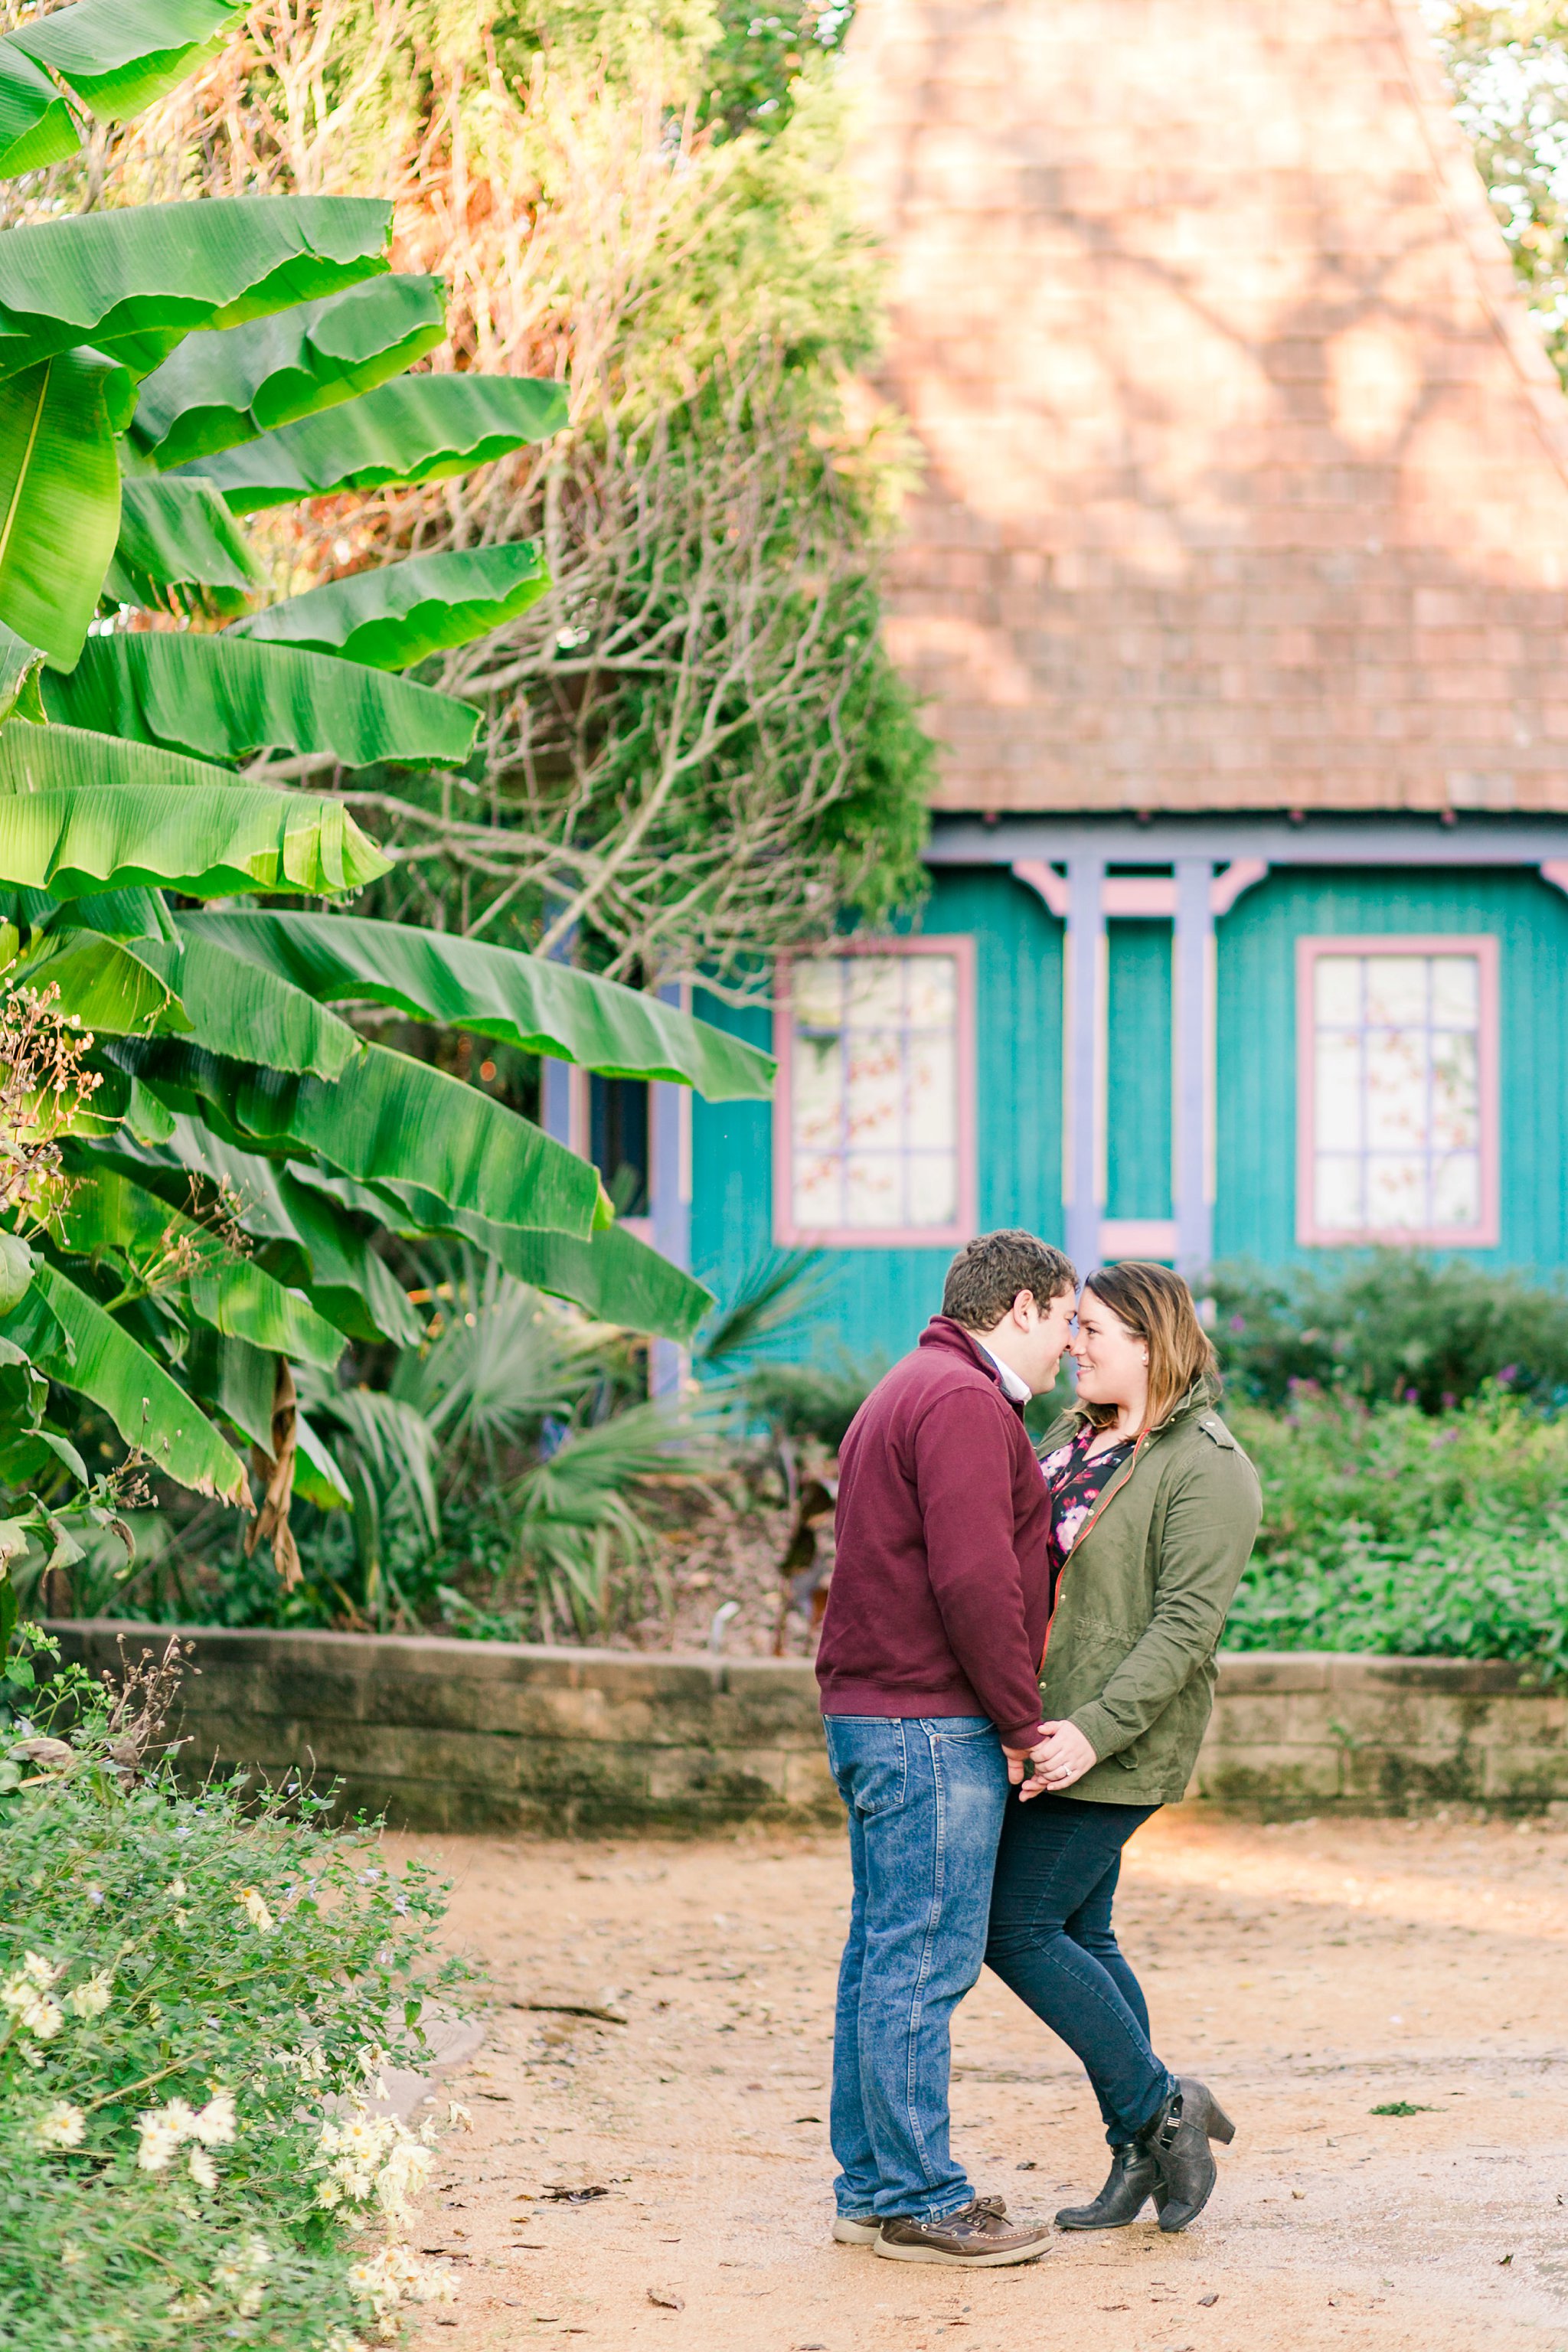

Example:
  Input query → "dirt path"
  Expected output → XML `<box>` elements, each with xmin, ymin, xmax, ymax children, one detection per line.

<box><xmin>387</xmin><ymin>1810</ymin><xmax>1568</xmax><ymax>2352</ymax></box>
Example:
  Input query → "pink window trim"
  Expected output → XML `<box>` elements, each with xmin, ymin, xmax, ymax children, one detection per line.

<box><xmin>1294</xmin><ymin>933</ymin><xmax>1500</xmax><ymax>1250</ymax></box>
<box><xmin>773</xmin><ymin>935</ymin><xmax>978</xmax><ymax>1250</ymax></box>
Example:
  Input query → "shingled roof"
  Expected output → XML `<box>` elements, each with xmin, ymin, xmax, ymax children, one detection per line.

<box><xmin>849</xmin><ymin>0</ymin><xmax>1568</xmax><ymax>814</ymax></box>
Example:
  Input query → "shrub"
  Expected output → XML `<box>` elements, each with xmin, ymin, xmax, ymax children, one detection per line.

<box><xmin>1226</xmin><ymin>1390</ymin><xmax>1568</xmax><ymax>1677</ymax></box>
<box><xmin>1210</xmin><ymin>1250</ymin><xmax>1568</xmax><ymax>1412</ymax></box>
<box><xmin>0</xmin><ymin>1636</ymin><xmax>468</xmax><ymax>2351</ymax></box>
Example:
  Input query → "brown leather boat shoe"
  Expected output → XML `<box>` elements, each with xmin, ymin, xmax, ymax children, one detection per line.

<box><xmin>874</xmin><ymin>2196</ymin><xmax>1051</xmax><ymax>2267</ymax></box>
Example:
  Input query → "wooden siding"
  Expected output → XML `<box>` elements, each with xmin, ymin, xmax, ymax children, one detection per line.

<box><xmin>1215</xmin><ymin>867</ymin><xmax>1568</xmax><ymax>1270</ymax></box>
<box><xmin>1106</xmin><ymin>920</ymin><xmax>1173</xmax><ymax>1223</ymax></box>
<box><xmin>690</xmin><ymin>870</ymin><xmax>1064</xmax><ymax>1366</ymax></box>
<box><xmin>688</xmin><ymin>863</ymin><xmax>1568</xmax><ymax>1372</ymax></box>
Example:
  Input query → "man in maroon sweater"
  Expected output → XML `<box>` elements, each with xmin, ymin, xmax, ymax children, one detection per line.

<box><xmin>817</xmin><ymin>1230</ymin><xmax>1077</xmax><ymax>2267</ymax></box>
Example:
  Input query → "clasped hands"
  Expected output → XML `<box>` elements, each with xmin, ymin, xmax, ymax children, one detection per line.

<box><xmin>1003</xmin><ymin>1719</ymin><xmax>1096</xmax><ymax>1798</ymax></box>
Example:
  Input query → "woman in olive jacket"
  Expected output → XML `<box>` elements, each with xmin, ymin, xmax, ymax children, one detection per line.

<box><xmin>985</xmin><ymin>1261</ymin><xmax>1261</xmax><ymax>2236</ymax></box>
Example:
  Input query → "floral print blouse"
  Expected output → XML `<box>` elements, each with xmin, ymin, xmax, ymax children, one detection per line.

<box><xmin>1039</xmin><ymin>1423</ymin><xmax>1135</xmax><ymax>1607</ymax></box>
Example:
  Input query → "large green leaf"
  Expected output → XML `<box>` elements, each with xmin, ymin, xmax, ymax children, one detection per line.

<box><xmin>0</xmin><ymin>196</ymin><xmax>391</xmax><ymax>382</ymax></box>
<box><xmin>104</xmin><ymin>475</ymin><xmax>261</xmax><ymax>612</ymax></box>
<box><xmin>176</xmin><ymin>910</ymin><xmax>778</xmax><ymax>1097</ymax></box>
<box><xmin>231</xmin><ymin>543</ymin><xmax>550</xmax><ymax>670</ymax></box>
<box><xmin>0</xmin><ymin>726</ymin><xmax>391</xmax><ymax>897</ymax></box>
<box><xmin>0</xmin><ymin>351</ymin><xmax>136</xmax><ymax>665</ymax></box>
<box><xmin>191</xmin><ymin>374</ymin><xmax>567</xmax><ymax>513</ymax></box>
<box><xmin>52</xmin><ymin>1166</ymin><xmax>345</xmax><ymax>1368</ymax></box>
<box><xmin>30</xmin><ymin>1260</ymin><xmax>247</xmax><ymax>1500</ymax></box>
<box><xmin>89</xmin><ymin>1121</ymin><xmax>422</xmax><ymax>1348</ymax></box>
<box><xmin>41</xmin><ymin>629</ymin><xmax>479</xmax><ymax>770</ymax></box>
<box><xmin>177</xmin><ymin>1322</ymin><xmax>349</xmax><ymax>1505</ymax></box>
<box><xmin>0</xmin><ymin>622</ymin><xmax>44</xmax><ymax>724</ymax></box>
<box><xmin>296</xmin><ymin>1163</ymin><xmax>714</xmax><ymax>1341</ymax></box>
<box><xmin>122</xmin><ymin>1035</ymin><xmax>610</xmax><ymax>1241</ymax></box>
<box><xmin>133</xmin><ymin>275</ymin><xmax>448</xmax><ymax>469</ymax></box>
<box><xmin>8</xmin><ymin>0</ymin><xmax>241</xmax><ymax>126</ymax></box>
<box><xmin>21</xmin><ymin>926</ymin><xmax>189</xmax><ymax>1035</ymax></box>
<box><xmin>128</xmin><ymin>929</ymin><xmax>361</xmax><ymax>1078</ymax></box>
<box><xmin>0</xmin><ymin>47</ymin><xmax>79</xmax><ymax>181</ymax></box>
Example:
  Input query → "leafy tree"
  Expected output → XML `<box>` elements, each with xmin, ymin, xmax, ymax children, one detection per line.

<box><xmin>1432</xmin><ymin>4</ymin><xmax>1568</xmax><ymax>378</ymax></box>
<box><xmin>0</xmin><ymin>0</ymin><xmax>774</xmax><ymax>1634</ymax></box>
<box><xmin>112</xmin><ymin>0</ymin><xmax>934</xmax><ymax>995</ymax></box>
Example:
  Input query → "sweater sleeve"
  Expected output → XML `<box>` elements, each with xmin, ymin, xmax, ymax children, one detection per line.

<box><xmin>913</xmin><ymin>1390</ymin><xmax>1047</xmax><ymax>1749</ymax></box>
<box><xmin>1068</xmin><ymin>1446</ymin><xmax>1262</xmax><ymax>1760</ymax></box>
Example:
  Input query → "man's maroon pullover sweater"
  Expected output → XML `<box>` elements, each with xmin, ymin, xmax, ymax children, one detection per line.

<box><xmin>815</xmin><ymin>1316</ymin><xmax>1051</xmax><ymax>1749</ymax></box>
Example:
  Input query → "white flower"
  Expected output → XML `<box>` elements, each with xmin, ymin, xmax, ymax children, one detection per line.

<box><xmin>36</xmin><ymin>2101</ymin><xmax>85</xmax><ymax>2148</ymax></box>
<box><xmin>347</xmin><ymin>2246</ymin><xmax>456</xmax><ymax>2321</ymax></box>
<box><xmin>190</xmin><ymin>2090</ymin><xmax>236</xmax><ymax>2148</ymax></box>
<box><xmin>2</xmin><ymin>1956</ymin><xmax>65</xmax><ymax>2039</ymax></box>
<box><xmin>168</xmin><ymin>1879</ymin><xmax>187</xmax><ymax>1902</ymax></box>
<box><xmin>67</xmin><ymin>1970</ymin><xmax>112</xmax><ymax>2019</ymax></box>
<box><xmin>237</xmin><ymin>2283</ymin><xmax>265</xmax><ymax>2319</ymax></box>
<box><xmin>187</xmin><ymin>2145</ymin><xmax>217</xmax><ymax>2190</ymax></box>
<box><xmin>447</xmin><ymin>2100</ymin><xmax>472</xmax><ymax>2131</ymax></box>
<box><xmin>236</xmin><ymin>1887</ymin><xmax>274</xmax><ymax>1933</ymax></box>
<box><xmin>136</xmin><ymin>2118</ymin><xmax>179</xmax><ymax>2173</ymax></box>
<box><xmin>241</xmin><ymin>2237</ymin><xmax>273</xmax><ymax>2274</ymax></box>
<box><xmin>59</xmin><ymin>2242</ymin><xmax>84</xmax><ymax>2269</ymax></box>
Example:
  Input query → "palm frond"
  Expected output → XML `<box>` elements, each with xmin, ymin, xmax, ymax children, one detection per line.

<box><xmin>694</xmin><ymin>1250</ymin><xmax>835</xmax><ymax>1366</ymax></box>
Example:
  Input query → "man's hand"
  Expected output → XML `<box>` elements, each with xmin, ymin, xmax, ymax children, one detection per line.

<box><xmin>1002</xmin><ymin>1733</ymin><xmax>1047</xmax><ymax>1789</ymax></box>
<box><xmin>1018</xmin><ymin>1719</ymin><xmax>1097</xmax><ymax>1798</ymax></box>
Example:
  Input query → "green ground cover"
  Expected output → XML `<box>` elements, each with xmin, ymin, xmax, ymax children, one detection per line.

<box><xmin>0</xmin><ymin>1635</ymin><xmax>468</xmax><ymax>2352</ymax></box>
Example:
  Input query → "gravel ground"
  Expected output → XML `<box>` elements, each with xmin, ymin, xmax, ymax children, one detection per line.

<box><xmin>387</xmin><ymin>1808</ymin><xmax>1568</xmax><ymax>2352</ymax></box>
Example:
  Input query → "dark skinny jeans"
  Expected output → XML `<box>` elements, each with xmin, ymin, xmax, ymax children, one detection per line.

<box><xmin>985</xmin><ymin>1790</ymin><xmax>1174</xmax><ymax>2146</ymax></box>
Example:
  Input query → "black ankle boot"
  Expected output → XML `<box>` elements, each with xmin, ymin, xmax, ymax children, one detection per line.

<box><xmin>1137</xmin><ymin>2075</ymin><xmax>1236</xmax><ymax>2233</ymax></box>
<box><xmin>1054</xmin><ymin>2141</ymin><xmax>1158</xmax><ymax>2231</ymax></box>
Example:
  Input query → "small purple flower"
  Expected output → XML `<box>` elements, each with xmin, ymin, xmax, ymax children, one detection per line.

<box><xmin>1440</xmin><ymin>1391</ymin><xmax>1456</xmax><ymax>1410</ymax></box>
<box><xmin>1499</xmin><ymin>1364</ymin><xmax>1519</xmax><ymax>1387</ymax></box>
<box><xmin>1403</xmin><ymin>1387</ymin><xmax>1419</xmax><ymax>1403</ymax></box>
<box><xmin>1230</xmin><ymin>1314</ymin><xmax>1246</xmax><ymax>1333</ymax></box>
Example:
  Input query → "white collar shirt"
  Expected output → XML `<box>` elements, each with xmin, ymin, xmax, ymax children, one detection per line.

<box><xmin>973</xmin><ymin>1337</ymin><xmax>1031</xmax><ymax>1404</ymax></box>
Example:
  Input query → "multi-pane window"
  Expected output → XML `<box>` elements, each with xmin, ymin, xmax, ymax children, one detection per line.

<box><xmin>777</xmin><ymin>946</ymin><xmax>973</xmax><ymax>1244</ymax></box>
<box><xmin>1298</xmin><ymin>939</ymin><xmax>1497</xmax><ymax>1245</ymax></box>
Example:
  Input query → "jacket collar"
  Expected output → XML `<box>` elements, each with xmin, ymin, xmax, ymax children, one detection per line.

<box><xmin>916</xmin><ymin>1315</ymin><xmax>1027</xmax><ymax>1416</ymax></box>
<box><xmin>1059</xmin><ymin>1369</ymin><xmax>1222</xmax><ymax>1443</ymax></box>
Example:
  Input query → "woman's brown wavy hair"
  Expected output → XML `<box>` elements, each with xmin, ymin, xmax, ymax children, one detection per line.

<box><xmin>1079</xmin><ymin>1260</ymin><xmax>1218</xmax><ymax>1433</ymax></box>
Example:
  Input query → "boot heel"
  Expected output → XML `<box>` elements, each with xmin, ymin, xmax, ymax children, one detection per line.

<box><xmin>1207</xmin><ymin>2099</ymin><xmax>1236</xmax><ymax>2146</ymax></box>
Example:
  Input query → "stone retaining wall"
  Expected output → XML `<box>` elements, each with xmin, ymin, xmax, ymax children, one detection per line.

<box><xmin>45</xmin><ymin>1623</ymin><xmax>1568</xmax><ymax>1832</ymax></box>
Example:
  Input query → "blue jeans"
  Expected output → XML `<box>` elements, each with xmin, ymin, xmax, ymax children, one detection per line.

<box><xmin>824</xmin><ymin>1713</ymin><xmax>1010</xmax><ymax>2221</ymax></box>
<box><xmin>985</xmin><ymin>1790</ymin><xmax>1174</xmax><ymax>2146</ymax></box>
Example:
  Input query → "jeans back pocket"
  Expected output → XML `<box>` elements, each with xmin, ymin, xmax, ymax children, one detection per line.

<box><xmin>822</xmin><ymin>1715</ymin><xmax>909</xmax><ymax>1819</ymax></box>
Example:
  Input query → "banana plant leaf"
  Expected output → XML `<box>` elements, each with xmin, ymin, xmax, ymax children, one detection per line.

<box><xmin>87</xmin><ymin>1121</ymin><xmax>423</xmax><ymax>1348</ymax></box>
<box><xmin>0</xmin><ymin>351</ymin><xmax>136</xmax><ymax>666</ymax></box>
<box><xmin>129</xmin><ymin>929</ymin><xmax>361</xmax><ymax>1078</ymax></box>
<box><xmin>190</xmin><ymin>373</ymin><xmax>567</xmax><ymax>513</ymax></box>
<box><xmin>51</xmin><ymin>1165</ymin><xmax>346</xmax><ymax>1368</ymax></box>
<box><xmin>0</xmin><ymin>760</ymin><xmax>390</xmax><ymax>904</ymax></box>
<box><xmin>176</xmin><ymin>910</ymin><xmax>778</xmax><ymax>1098</ymax></box>
<box><xmin>14</xmin><ymin>880</ymin><xmax>174</xmax><ymax>942</ymax></box>
<box><xmin>178</xmin><ymin>1322</ymin><xmax>349</xmax><ymax>1505</ymax></box>
<box><xmin>41</xmin><ymin>629</ymin><xmax>479</xmax><ymax>769</ymax></box>
<box><xmin>298</xmin><ymin>1163</ymin><xmax>714</xmax><ymax>1341</ymax></box>
<box><xmin>21</xmin><ymin>926</ymin><xmax>189</xmax><ymax>1036</ymax></box>
<box><xmin>8</xmin><ymin>0</ymin><xmax>242</xmax><ymax>126</ymax></box>
<box><xmin>0</xmin><ymin>47</ymin><xmax>79</xmax><ymax>181</ymax></box>
<box><xmin>133</xmin><ymin>274</ymin><xmax>448</xmax><ymax>468</ymax></box>
<box><xmin>29</xmin><ymin>1260</ymin><xmax>247</xmax><ymax>1501</ymax></box>
<box><xmin>231</xmin><ymin>542</ymin><xmax>550</xmax><ymax>670</ymax></box>
<box><xmin>0</xmin><ymin>622</ymin><xmax>44</xmax><ymax>724</ymax></box>
<box><xmin>121</xmin><ymin>1033</ymin><xmax>612</xmax><ymax>1243</ymax></box>
<box><xmin>0</xmin><ymin>195</ymin><xmax>391</xmax><ymax>383</ymax></box>
<box><xmin>104</xmin><ymin>475</ymin><xmax>261</xmax><ymax>612</ymax></box>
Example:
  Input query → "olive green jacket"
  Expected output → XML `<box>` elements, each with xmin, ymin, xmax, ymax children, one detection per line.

<box><xmin>1035</xmin><ymin>1376</ymin><xmax>1261</xmax><ymax>1804</ymax></box>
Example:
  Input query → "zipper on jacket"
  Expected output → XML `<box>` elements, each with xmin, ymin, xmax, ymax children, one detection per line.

<box><xmin>1037</xmin><ymin>1426</ymin><xmax>1148</xmax><ymax>1673</ymax></box>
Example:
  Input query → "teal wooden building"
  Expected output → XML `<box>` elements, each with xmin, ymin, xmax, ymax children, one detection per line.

<box><xmin>560</xmin><ymin>0</ymin><xmax>1568</xmax><ymax>1371</ymax></box>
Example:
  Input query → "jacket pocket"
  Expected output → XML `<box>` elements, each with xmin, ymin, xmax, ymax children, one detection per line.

<box><xmin>822</xmin><ymin>1717</ymin><xmax>909</xmax><ymax>1819</ymax></box>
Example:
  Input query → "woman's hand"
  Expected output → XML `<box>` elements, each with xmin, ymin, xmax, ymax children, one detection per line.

<box><xmin>1021</xmin><ymin>1719</ymin><xmax>1097</xmax><ymax>1797</ymax></box>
